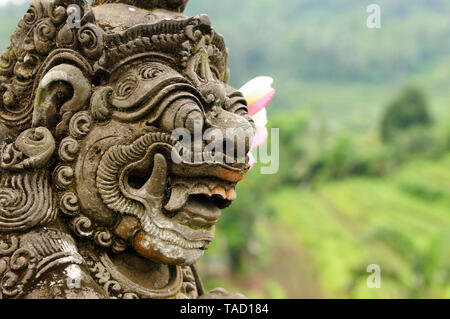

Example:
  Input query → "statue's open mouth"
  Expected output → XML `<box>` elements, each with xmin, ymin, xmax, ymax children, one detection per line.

<box><xmin>125</xmin><ymin>166</ymin><xmax>236</xmax><ymax>232</ymax></box>
<box><xmin>96</xmin><ymin>131</ymin><xmax>249</xmax><ymax>264</ymax></box>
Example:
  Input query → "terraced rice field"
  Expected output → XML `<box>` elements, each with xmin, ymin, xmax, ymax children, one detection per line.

<box><xmin>266</xmin><ymin>154</ymin><xmax>450</xmax><ymax>298</ymax></box>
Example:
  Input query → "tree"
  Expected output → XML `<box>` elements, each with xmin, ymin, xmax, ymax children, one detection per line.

<box><xmin>380</xmin><ymin>86</ymin><xmax>432</xmax><ymax>142</ymax></box>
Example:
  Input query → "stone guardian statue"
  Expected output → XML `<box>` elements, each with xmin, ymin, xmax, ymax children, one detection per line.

<box><xmin>0</xmin><ymin>0</ymin><xmax>254</xmax><ymax>299</ymax></box>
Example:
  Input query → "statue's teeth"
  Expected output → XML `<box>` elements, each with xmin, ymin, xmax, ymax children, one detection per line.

<box><xmin>164</xmin><ymin>185</ymin><xmax>189</xmax><ymax>212</ymax></box>
<box><xmin>226</xmin><ymin>188</ymin><xmax>237</xmax><ymax>201</ymax></box>
<box><xmin>211</xmin><ymin>186</ymin><xmax>226</xmax><ymax>199</ymax></box>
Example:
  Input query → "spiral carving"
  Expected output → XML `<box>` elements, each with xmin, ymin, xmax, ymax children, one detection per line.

<box><xmin>0</xmin><ymin>145</ymin><xmax>23</xmax><ymax>171</ymax></box>
<box><xmin>10</xmin><ymin>248</ymin><xmax>35</xmax><ymax>271</ymax></box>
<box><xmin>69</xmin><ymin>111</ymin><xmax>92</xmax><ymax>139</ymax></box>
<box><xmin>94</xmin><ymin>230</ymin><xmax>113</xmax><ymax>248</ymax></box>
<box><xmin>105</xmin><ymin>280</ymin><xmax>123</xmax><ymax>298</ymax></box>
<box><xmin>0</xmin><ymin>245</ymin><xmax>36</xmax><ymax>298</ymax></box>
<box><xmin>0</xmin><ymin>46</ymin><xmax>16</xmax><ymax>76</ymax></box>
<box><xmin>0</xmin><ymin>236</ymin><xmax>19</xmax><ymax>256</ymax></box>
<box><xmin>50</xmin><ymin>4</ymin><xmax>67</xmax><ymax>24</ymax></box>
<box><xmin>0</xmin><ymin>171</ymin><xmax>57</xmax><ymax>232</ymax></box>
<box><xmin>1</xmin><ymin>127</ymin><xmax>55</xmax><ymax>171</ymax></box>
<box><xmin>138</xmin><ymin>63</ymin><xmax>164</xmax><ymax>80</ymax></box>
<box><xmin>53</xmin><ymin>166</ymin><xmax>74</xmax><ymax>191</ymax></box>
<box><xmin>78</xmin><ymin>23</ymin><xmax>104</xmax><ymax>60</ymax></box>
<box><xmin>70</xmin><ymin>215</ymin><xmax>94</xmax><ymax>238</ymax></box>
<box><xmin>0</xmin><ymin>0</ymin><xmax>99</xmax><ymax>129</ymax></box>
<box><xmin>23</xmin><ymin>5</ymin><xmax>40</xmax><ymax>26</ymax></box>
<box><xmin>60</xmin><ymin>192</ymin><xmax>80</xmax><ymax>216</ymax></box>
<box><xmin>58</xmin><ymin>137</ymin><xmax>80</xmax><ymax>163</ymax></box>
<box><xmin>111</xmin><ymin>238</ymin><xmax>127</xmax><ymax>254</ymax></box>
<box><xmin>33</xmin><ymin>19</ymin><xmax>57</xmax><ymax>54</ymax></box>
<box><xmin>114</xmin><ymin>76</ymin><xmax>138</xmax><ymax>100</ymax></box>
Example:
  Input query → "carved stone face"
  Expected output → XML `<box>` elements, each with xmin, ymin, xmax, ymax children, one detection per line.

<box><xmin>0</xmin><ymin>2</ymin><xmax>255</xmax><ymax>296</ymax></box>
<box><xmin>0</xmin><ymin>0</ymin><xmax>252</xmax><ymax>299</ymax></box>
<box><xmin>75</xmin><ymin>56</ymin><xmax>254</xmax><ymax>266</ymax></box>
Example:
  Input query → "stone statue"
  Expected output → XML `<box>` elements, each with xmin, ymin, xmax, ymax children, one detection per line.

<box><xmin>0</xmin><ymin>0</ymin><xmax>255</xmax><ymax>299</ymax></box>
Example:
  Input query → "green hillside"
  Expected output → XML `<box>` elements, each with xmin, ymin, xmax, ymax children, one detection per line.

<box><xmin>271</xmin><ymin>154</ymin><xmax>450</xmax><ymax>298</ymax></box>
<box><xmin>0</xmin><ymin>1</ymin><xmax>448</xmax><ymax>298</ymax></box>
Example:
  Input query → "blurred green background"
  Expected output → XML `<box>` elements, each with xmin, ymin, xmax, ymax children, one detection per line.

<box><xmin>1</xmin><ymin>0</ymin><xmax>449</xmax><ymax>298</ymax></box>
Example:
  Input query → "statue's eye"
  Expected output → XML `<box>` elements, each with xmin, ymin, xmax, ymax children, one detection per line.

<box><xmin>160</xmin><ymin>98</ymin><xmax>204</xmax><ymax>134</ymax></box>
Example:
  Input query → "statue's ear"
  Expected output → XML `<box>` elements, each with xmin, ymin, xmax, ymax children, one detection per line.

<box><xmin>32</xmin><ymin>64</ymin><xmax>91</xmax><ymax>137</ymax></box>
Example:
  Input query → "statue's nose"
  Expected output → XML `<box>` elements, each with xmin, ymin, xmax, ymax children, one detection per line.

<box><xmin>205</xmin><ymin>108</ymin><xmax>255</xmax><ymax>160</ymax></box>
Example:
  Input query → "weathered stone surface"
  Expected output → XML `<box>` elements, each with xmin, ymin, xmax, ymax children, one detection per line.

<box><xmin>0</xmin><ymin>0</ymin><xmax>253</xmax><ymax>299</ymax></box>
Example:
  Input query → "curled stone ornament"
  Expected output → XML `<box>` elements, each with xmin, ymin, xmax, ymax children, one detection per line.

<box><xmin>0</xmin><ymin>235</ymin><xmax>19</xmax><ymax>256</ymax></box>
<box><xmin>78</xmin><ymin>23</ymin><xmax>104</xmax><ymax>60</ymax></box>
<box><xmin>53</xmin><ymin>166</ymin><xmax>74</xmax><ymax>191</ymax></box>
<box><xmin>94</xmin><ymin>230</ymin><xmax>113</xmax><ymax>248</ymax></box>
<box><xmin>49</xmin><ymin>3</ymin><xmax>68</xmax><ymax>25</ymax></box>
<box><xmin>70</xmin><ymin>215</ymin><xmax>94</xmax><ymax>238</ymax></box>
<box><xmin>69</xmin><ymin>111</ymin><xmax>92</xmax><ymax>139</ymax></box>
<box><xmin>58</xmin><ymin>137</ymin><xmax>80</xmax><ymax>163</ymax></box>
<box><xmin>0</xmin><ymin>46</ymin><xmax>16</xmax><ymax>76</ymax></box>
<box><xmin>0</xmin><ymin>230</ymin><xmax>83</xmax><ymax>299</ymax></box>
<box><xmin>1</xmin><ymin>247</ymin><xmax>36</xmax><ymax>298</ymax></box>
<box><xmin>111</xmin><ymin>238</ymin><xmax>127</xmax><ymax>254</ymax></box>
<box><xmin>60</xmin><ymin>192</ymin><xmax>80</xmax><ymax>216</ymax></box>
<box><xmin>0</xmin><ymin>171</ymin><xmax>57</xmax><ymax>232</ymax></box>
<box><xmin>1</xmin><ymin>127</ymin><xmax>55</xmax><ymax>171</ymax></box>
<box><xmin>33</xmin><ymin>19</ymin><xmax>57</xmax><ymax>54</ymax></box>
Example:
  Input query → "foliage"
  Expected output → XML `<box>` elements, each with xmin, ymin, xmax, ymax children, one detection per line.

<box><xmin>354</xmin><ymin>227</ymin><xmax>450</xmax><ymax>298</ymax></box>
<box><xmin>265</xmin><ymin>155</ymin><xmax>450</xmax><ymax>298</ymax></box>
<box><xmin>380</xmin><ymin>86</ymin><xmax>432</xmax><ymax>142</ymax></box>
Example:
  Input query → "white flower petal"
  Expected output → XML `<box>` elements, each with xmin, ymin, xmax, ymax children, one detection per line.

<box><xmin>239</xmin><ymin>76</ymin><xmax>274</xmax><ymax>105</ymax></box>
